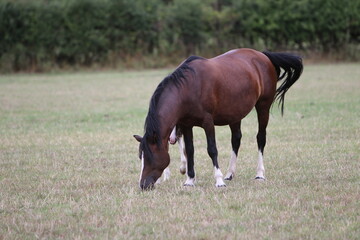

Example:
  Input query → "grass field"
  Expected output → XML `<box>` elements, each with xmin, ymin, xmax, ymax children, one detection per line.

<box><xmin>0</xmin><ymin>63</ymin><xmax>359</xmax><ymax>239</ymax></box>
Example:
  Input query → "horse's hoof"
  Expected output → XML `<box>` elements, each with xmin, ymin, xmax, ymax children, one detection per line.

<box><xmin>215</xmin><ymin>178</ymin><xmax>227</xmax><ymax>187</ymax></box>
<box><xmin>224</xmin><ymin>174</ymin><xmax>233</xmax><ymax>181</ymax></box>
<box><xmin>215</xmin><ymin>184</ymin><xmax>227</xmax><ymax>188</ymax></box>
<box><xmin>183</xmin><ymin>183</ymin><xmax>195</xmax><ymax>187</ymax></box>
<box><xmin>179</xmin><ymin>167</ymin><xmax>186</xmax><ymax>175</ymax></box>
<box><xmin>255</xmin><ymin>176</ymin><xmax>266</xmax><ymax>181</ymax></box>
<box><xmin>183</xmin><ymin>178</ymin><xmax>195</xmax><ymax>187</ymax></box>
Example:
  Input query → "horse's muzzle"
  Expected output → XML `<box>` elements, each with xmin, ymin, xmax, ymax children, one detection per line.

<box><xmin>139</xmin><ymin>176</ymin><xmax>156</xmax><ymax>190</ymax></box>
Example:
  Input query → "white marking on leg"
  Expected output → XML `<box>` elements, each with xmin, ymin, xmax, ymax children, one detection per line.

<box><xmin>139</xmin><ymin>152</ymin><xmax>144</xmax><ymax>185</ymax></box>
<box><xmin>225</xmin><ymin>150</ymin><xmax>237</xmax><ymax>180</ymax></box>
<box><xmin>156</xmin><ymin>166</ymin><xmax>171</xmax><ymax>185</ymax></box>
<box><xmin>155</xmin><ymin>178</ymin><xmax>162</xmax><ymax>184</ymax></box>
<box><xmin>256</xmin><ymin>150</ymin><xmax>265</xmax><ymax>180</ymax></box>
<box><xmin>169</xmin><ymin>126</ymin><xmax>177</xmax><ymax>144</ymax></box>
<box><xmin>163</xmin><ymin>167</ymin><xmax>171</xmax><ymax>182</ymax></box>
<box><xmin>214</xmin><ymin>167</ymin><xmax>226</xmax><ymax>187</ymax></box>
<box><xmin>184</xmin><ymin>176</ymin><xmax>195</xmax><ymax>186</ymax></box>
<box><xmin>178</xmin><ymin>136</ymin><xmax>187</xmax><ymax>175</ymax></box>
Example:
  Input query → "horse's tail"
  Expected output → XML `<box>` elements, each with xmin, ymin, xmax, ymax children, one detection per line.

<box><xmin>262</xmin><ymin>51</ymin><xmax>303</xmax><ymax>115</ymax></box>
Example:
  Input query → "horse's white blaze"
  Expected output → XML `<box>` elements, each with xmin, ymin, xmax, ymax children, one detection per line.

<box><xmin>169</xmin><ymin>126</ymin><xmax>177</xmax><ymax>144</ymax></box>
<box><xmin>214</xmin><ymin>167</ymin><xmax>226</xmax><ymax>187</ymax></box>
<box><xmin>256</xmin><ymin>150</ymin><xmax>265</xmax><ymax>179</ymax></box>
<box><xmin>225</xmin><ymin>150</ymin><xmax>237</xmax><ymax>179</ymax></box>
<box><xmin>184</xmin><ymin>176</ymin><xmax>195</xmax><ymax>186</ymax></box>
<box><xmin>178</xmin><ymin>136</ymin><xmax>187</xmax><ymax>174</ymax></box>
<box><xmin>139</xmin><ymin>152</ymin><xmax>145</xmax><ymax>184</ymax></box>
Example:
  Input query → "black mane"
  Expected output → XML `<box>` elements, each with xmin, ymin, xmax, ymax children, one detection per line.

<box><xmin>141</xmin><ymin>55</ymin><xmax>204</xmax><ymax>159</ymax></box>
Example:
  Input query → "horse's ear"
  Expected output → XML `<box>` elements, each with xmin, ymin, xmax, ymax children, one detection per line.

<box><xmin>133</xmin><ymin>135</ymin><xmax>143</xmax><ymax>142</ymax></box>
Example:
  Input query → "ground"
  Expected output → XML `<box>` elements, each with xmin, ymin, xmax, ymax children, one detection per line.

<box><xmin>0</xmin><ymin>64</ymin><xmax>359</xmax><ymax>239</ymax></box>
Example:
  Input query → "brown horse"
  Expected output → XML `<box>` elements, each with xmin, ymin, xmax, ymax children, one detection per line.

<box><xmin>134</xmin><ymin>48</ymin><xmax>303</xmax><ymax>190</ymax></box>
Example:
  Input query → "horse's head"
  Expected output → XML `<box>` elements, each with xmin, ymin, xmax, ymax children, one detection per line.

<box><xmin>133</xmin><ymin>134</ymin><xmax>170</xmax><ymax>190</ymax></box>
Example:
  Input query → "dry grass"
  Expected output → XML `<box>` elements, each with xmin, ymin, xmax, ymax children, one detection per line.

<box><xmin>0</xmin><ymin>64</ymin><xmax>359</xmax><ymax>239</ymax></box>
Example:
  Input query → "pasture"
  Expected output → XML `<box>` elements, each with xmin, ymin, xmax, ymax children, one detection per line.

<box><xmin>0</xmin><ymin>63</ymin><xmax>359</xmax><ymax>239</ymax></box>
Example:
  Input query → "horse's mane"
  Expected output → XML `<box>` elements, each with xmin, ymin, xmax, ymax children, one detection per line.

<box><xmin>141</xmin><ymin>55</ymin><xmax>204</xmax><ymax>159</ymax></box>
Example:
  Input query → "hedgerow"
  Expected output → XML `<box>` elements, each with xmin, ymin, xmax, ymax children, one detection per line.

<box><xmin>0</xmin><ymin>0</ymin><xmax>359</xmax><ymax>72</ymax></box>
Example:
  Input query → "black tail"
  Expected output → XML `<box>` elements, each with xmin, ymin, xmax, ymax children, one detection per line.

<box><xmin>262</xmin><ymin>51</ymin><xmax>303</xmax><ymax>115</ymax></box>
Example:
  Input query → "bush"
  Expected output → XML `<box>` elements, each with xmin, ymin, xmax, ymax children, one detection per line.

<box><xmin>0</xmin><ymin>0</ymin><xmax>359</xmax><ymax>72</ymax></box>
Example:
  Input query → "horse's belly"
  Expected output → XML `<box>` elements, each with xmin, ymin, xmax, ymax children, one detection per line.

<box><xmin>213</xmin><ymin>108</ymin><xmax>253</xmax><ymax>125</ymax></box>
<box><xmin>210</xmin><ymin>83</ymin><xmax>258</xmax><ymax>125</ymax></box>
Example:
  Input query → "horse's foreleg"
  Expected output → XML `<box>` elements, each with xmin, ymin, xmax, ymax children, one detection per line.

<box><xmin>155</xmin><ymin>166</ymin><xmax>171</xmax><ymax>185</ymax></box>
<box><xmin>255</xmin><ymin>103</ymin><xmax>270</xmax><ymax>180</ymax></box>
<box><xmin>169</xmin><ymin>126</ymin><xmax>177</xmax><ymax>144</ymax></box>
<box><xmin>170</xmin><ymin>126</ymin><xmax>187</xmax><ymax>175</ymax></box>
<box><xmin>157</xmin><ymin>126</ymin><xmax>178</xmax><ymax>184</ymax></box>
<box><xmin>203</xmin><ymin>118</ymin><xmax>226</xmax><ymax>187</ymax></box>
<box><xmin>163</xmin><ymin>166</ymin><xmax>171</xmax><ymax>181</ymax></box>
<box><xmin>182</xmin><ymin>127</ymin><xmax>195</xmax><ymax>186</ymax></box>
<box><xmin>225</xmin><ymin>122</ymin><xmax>242</xmax><ymax>180</ymax></box>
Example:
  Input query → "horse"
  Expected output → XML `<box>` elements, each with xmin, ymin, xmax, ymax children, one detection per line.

<box><xmin>134</xmin><ymin>48</ymin><xmax>303</xmax><ymax>190</ymax></box>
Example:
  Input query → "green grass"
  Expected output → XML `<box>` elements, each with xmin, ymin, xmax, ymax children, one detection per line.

<box><xmin>0</xmin><ymin>64</ymin><xmax>359</xmax><ymax>239</ymax></box>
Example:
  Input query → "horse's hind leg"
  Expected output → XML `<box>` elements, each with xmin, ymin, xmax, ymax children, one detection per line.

<box><xmin>255</xmin><ymin>102</ymin><xmax>270</xmax><ymax>180</ymax></box>
<box><xmin>225</xmin><ymin>122</ymin><xmax>242</xmax><ymax>180</ymax></box>
<box><xmin>178</xmin><ymin>136</ymin><xmax>187</xmax><ymax>175</ymax></box>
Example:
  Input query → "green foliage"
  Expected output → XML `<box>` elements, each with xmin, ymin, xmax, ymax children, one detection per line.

<box><xmin>166</xmin><ymin>0</ymin><xmax>206</xmax><ymax>54</ymax></box>
<box><xmin>0</xmin><ymin>0</ymin><xmax>359</xmax><ymax>72</ymax></box>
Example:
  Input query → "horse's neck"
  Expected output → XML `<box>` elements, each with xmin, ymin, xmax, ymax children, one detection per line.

<box><xmin>157</xmin><ymin>92</ymin><xmax>182</xmax><ymax>143</ymax></box>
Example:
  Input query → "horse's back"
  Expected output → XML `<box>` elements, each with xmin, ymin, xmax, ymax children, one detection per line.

<box><xmin>221</xmin><ymin>49</ymin><xmax>278</xmax><ymax>102</ymax></box>
<box><xmin>186</xmin><ymin>48</ymin><xmax>277</xmax><ymax>125</ymax></box>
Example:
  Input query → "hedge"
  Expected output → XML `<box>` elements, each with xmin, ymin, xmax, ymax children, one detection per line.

<box><xmin>0</xmin><ymin>0</ymin><xmax>359</xmax><ymax>72</ymax></box>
